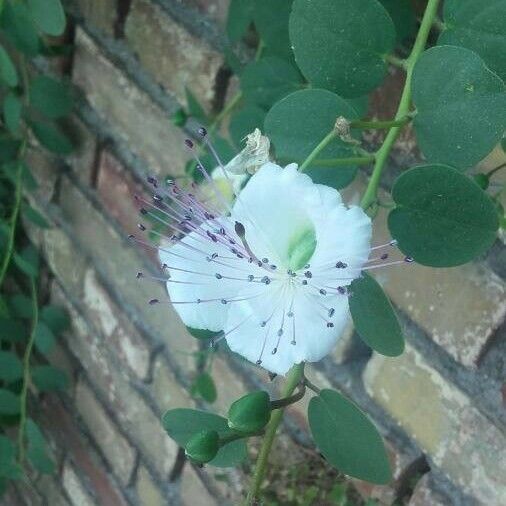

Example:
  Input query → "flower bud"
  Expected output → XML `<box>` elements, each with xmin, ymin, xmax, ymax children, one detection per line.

<box><xmin>185</xmin><ymin>430</ymin><xmax>219</xmax><ymax>463</ymax></box>
<box><xmin>171</xmin><ymin>108</ymin><xmax>187</xmax><ymax>127</ymax></box>
<box><xmin>227</xmin><ymin>391</ymin><xmax>271</xmax><ymax>433</ymax></box>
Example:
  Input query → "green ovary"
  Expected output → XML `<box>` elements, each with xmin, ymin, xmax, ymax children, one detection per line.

<box><xmin>286</xmin><ymin>226</ymin><xmax>317</xmax><ymax>271</ymax></box>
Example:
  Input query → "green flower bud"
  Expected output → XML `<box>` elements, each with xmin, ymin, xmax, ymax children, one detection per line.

<box><xmin>171</xmin><ymin>108</ymin><xmax>187</xmax><ymax>127</ymax></box>
<box><xmin>227</xmin><ymin>391</ymin><xmax>271</xmax><ymax>433</ymax></box>
<box><xmin>184</xmin><ymin>430</ymin><xmax>219</xmax><ymax>464</ymax></box>
<box><xmin>473</xmin><ymin>173</ymin><xmax>489</xmax><ymax>190</ymax></box>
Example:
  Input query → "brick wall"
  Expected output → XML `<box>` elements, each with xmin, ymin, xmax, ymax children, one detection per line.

<box><xmin>6</xmin><ymin>1</ymin><xmax>506</xmax><ymax>505</ymax></box>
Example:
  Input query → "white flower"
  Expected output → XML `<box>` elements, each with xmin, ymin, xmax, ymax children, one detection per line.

<box><xmin>155</xmin><ymin>162</ymin><xmax>372</xmax><ymax>375</ymax></box>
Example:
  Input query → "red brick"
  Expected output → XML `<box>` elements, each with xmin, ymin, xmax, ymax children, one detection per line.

<box><xmin>38</xmin><ymin>396</ymin><xmax>129</xmax><ymax>506</ymax></box>
<box><xmin>96</xmin><ymin>150</ymin><xmax>153</xmax><ymax>249</ymax></box>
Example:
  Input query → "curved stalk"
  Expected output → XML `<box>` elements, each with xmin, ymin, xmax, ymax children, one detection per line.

<box><xmin>360</xmin><ymin>0</ymin><xmax>441</xmax><ymax>210</ymax></box>
<box><xmin>244</xmin><ymin>363</ymin><xmax>305</xmax><ymax>504</ymax></box>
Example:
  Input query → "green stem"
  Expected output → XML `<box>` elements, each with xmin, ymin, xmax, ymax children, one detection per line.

<box><xmin>17</xmin><ymin>277</ymin><xmax>38</xmax><ymax>467</ymax></box>
<box><xmin>269</xmin><ymin>383</ymin><xmax>306</xmax><ymax>410</ymax></box>
<box><xmin>360</xmin><ymin>0</ymin><xmax>441</xmax><ymax>210</ymax></box>
<box><xmin>312</xmin><ymin>155</ymin><xmax>375</xmax><ymax>167</ymax></box>
<box><xmin>432</xmin><ymin>16</ymin><xmax>446</xmax><ymax>32</ymax></box>
<box><xmin>299</xmin><ymin>131</ymin><xmax>337</xmax><ymax>172</ymax></box>
<box><xmin>350</xmin><ymin>117</ymin><xmax>410</xmax><ymax>130</ymax></box>
<box><xmin>303</xmin><ymin>376</ymin><xmax>321</xmax><ymax>395</ymax></box>
<box><xmin>487</xmin><ymin>162</ymin><xmax>506</xmax><ymax>178</ymax></box>
<box><xmin>245</xmin><ymin>363</ymin><xmax>305</xmax><ymax>505</ymax></box>
<box><xmin>384</xmin><ymin>54</ymin><xmax>407</xmax><ymax>69</ymax></box>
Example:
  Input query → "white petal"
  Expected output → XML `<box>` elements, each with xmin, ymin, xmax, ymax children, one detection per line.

<box><xmin>158</xmin><ymin>219</ymin><xmax>265</xmax><ymax>332</ymax></box>
<box><xmin>224</xmin><ymin>285</ymin><xmax>350</xmax><ymax>375</ymax></box>
<box><xmin>231</xmin><ymin>163</ymin><xmax>324</xmax><ymax>267</ymax></box>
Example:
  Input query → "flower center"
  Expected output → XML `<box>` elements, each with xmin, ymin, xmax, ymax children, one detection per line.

<box><xmin>286</xmin><ymin>225</ymin><xmax>316</xmax><ymax>271</ymax></box>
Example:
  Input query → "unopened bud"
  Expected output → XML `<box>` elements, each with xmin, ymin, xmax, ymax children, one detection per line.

<box><xmin>185</xmin><ymin>430</ymin><xmax>219</xmax><ymax>463</ymax></box>
<box><xmin>227</xmin><ymin>391</ymin><xmax>271</xmax><ymax>433</ymax></box>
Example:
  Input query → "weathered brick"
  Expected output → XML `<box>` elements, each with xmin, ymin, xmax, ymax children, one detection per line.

<box><xmin>181</xmin><ymin>465</ymin><xmax>219</xmax><ymax>506</ymax></box>
<box><xmin>363</xmin><ymin>345</ymin><xmax>506</xmax><ymax>503</ymax></box>
<box><xmin>77</xmin><ymin>0</ymin><xmax>118</xmax><ymax>36</ymax></box>
<box><xmin>47</xmin><ymin>344</ymin><xmax>77</xmax><ymax>396</ymax></box>
<box><xmin>408</xmin><ymin>474</ymin><xmax>449</xmax><ymax>506</ymax></box>
<box><xmin>211</xmin><ymin>355</ymin><xmax>250</xmax><ymax>416</ymax></box>
<box><xmin>150</xmin><ymin>355</ymin><xmax>193</xmax><ymax>414</ymax></box>
<box><xmin>83</xmin><ymin>268</ymin><xmax>151</xmax><ymax>379</ymax></box>
<box><xmin>75</xmin><ymin>379</ymin><xmax>136</xmax><ymax>485</ymax></box>
<box><xmin>66</xmin><ymin>116</ymin><xmax>98</xmax><ymax>186</ymax></box>
<box><xmin>136</xmin><ymin>465</ymin><xmax>165</xmax><ymax>506</ymax></box>
<box><xmin>58</xmin><ymin>175</ymin><xmax>197</xmax><ymax>373</ymax></box>
<box><xmin>34</xmin><ymin>476</ymin><xmax>70</xmax><ymax>506</ymax></box>
<box><xmin>13</xmin><ymin>480</ymin><xmax>45</xmax><ymax>505</ymax></box>
<box><xmin>37</xmin><ymin>395</ymin><xmax>129</xmax><ymax>506</ymax></box>
<box><xmin>72</xmin><ymin>28</ymin><xmax>188</xmax><ymax>177</ymax></box>
<box><xmin>41</xmin><ymin>228</ymin><xmax>88</xmax><ymax>298</ymax></box>
<box><xmin>62</xmin><ymin>462</ymin><xmax>96</xmax><ymax>506</ymax></box>
<box><xmin>52</xmin><ymin>283</ymin><xmax>179</xmax><ymax>478</ymax></box>
<box><xmin>182</xmin><ymin>0</ymin><xmax>231</xmax><ymax>27</ymax></box>
<box><xmin>125</xmin><ymin>0</ymin><xmax>223</xmax><ymax>110</ymax></box>
<box><xmin>25</xmin><ymin>146</ymin><xmax>60</xmax><ymax>203</ymax></box>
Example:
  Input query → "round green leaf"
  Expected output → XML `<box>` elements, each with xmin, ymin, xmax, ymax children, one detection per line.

<box><xmin>228</xmin><ymin>391</ymin><xmax>271</xmax><ymax>433</ymax></box>
<box><xmin>34</xmin><ymin>321</ymin><xmax>56</xmax><ymax>355</ymax></box>
<box><xmin>253</xmin><ymin>0</ymin><xmax>293</xmax><ymax>59</ymax></box>
<box><xmin>30</xmin><ymin>76</ymin><xmax>73</xmax><ymax>119</ymax></box>
<box><xmin>0</xmin><ymin>317</ymin><xmax>26</xmax><ymax>343</ymax></box>
<box><xmin>23</xmin><ymin>205</ymin><xmax>51</xmax><ymax>229</ymax></box>
<box><xmin>26</xmin><ymin>419</ymin><xmax>55</xmax><ymax>474</ymax></box>
<box><xmin>8</xmin><ymin>294</ymin><xmax>32</xmax><ymax>319</ymax></box>
<box><xmin>379</xmin><ymin>0</ymin><xmax>416</xmax><ymax>44</ymax></box>
<box><xmin>3</xmin><ymin>92</ymin><xmax>22</xmax><ymax>134</ymax></box>
<box><xmin>264</xmin><ymin>89</ymin><xmax>359</xmax><ymax>188</ymax></box>
<box><xmin>0</xmin><ymin>351</ymin><xmax>23</xmax><ymax>382</ymax></box>
<box><xmin>0</xmin><ymin>435</ymin><xmax>22</xmax><ymax>479</ymax></box>
<box><xmin>40</xmin><ymin>305</ymin><xmax>69</xmax><ymax>334</ymax></box>
<box><xmin>191</xmin><ymin>372</ymin><xmax>217</xmax><ymax>404</ymax></box>
<box><xmin>227</xmin><ymin>0</ymin><xmax>254</xmax><ymax>42</ymax></box>
<box><xmin>412</xmin><ymin>46</ymin><xmax>506</xmax><ymax>169</ymax></box>
<box><xmin>439</xmin><ymin>0</ymin><xmax>506</xmax><ymax>81</ymax></box>
<box><xmin>0</xmin><ymin>389</ymin><xmax>20</xmax><ymax>415</ymax></box>
<box><xmin>289</xmin><ymin>0</ymin><xmax>395</xmax><ymax>97</ymax></box>
<box><xmin>162</xmin><ymin>408</ymin><xmax>247</xmax><ymax>467</ymax></box>
<box><xmin>241</xmin><ymin>57</ymin><xmax>303</xmax><ymax>109</ymax></box>
<box><xmin>229</xmin><ymin>105</ymin><xmax>266</xmax><ymax>148</ymax></box>
<box><xmin>185</xmin><ymin>430</ymin><xmax>219</xmax><ymax>464</ymax></box>
<box><xmin>308</xmin><ymin>389</ymin><xmax>391</xmax><ymax>484</ymax></box>
<box><xmin>13</xmin><ymin>250</ymin><xmax>39</xmax><ymax>278</ymax></box>
<box><xmin>349</xmin><ymin>273</ymin><xmax>404</xmax><ymax>356</ymax></box>
<box><xmin>0</xmin><ymin>45</ymin><xmax>18</xmax><ymax>87</ymax></box>
<box><xmin>0</xmin><ymin>2</ymin><xmax>40</xmax><ymax>56</ymax></box>
<box><xmin>388</xmin><ymin>164</ymin><xmax>499</xmax><ymax>267</ymax></box>
<box><xmin>30</xmin><ymin>120</ymin><xmax>74</xmax><ymax>154</ymax></box>
<box><xmin>31</xmin><ymin>365</ymin><xmax>68</xmax><ymax>392</ymax></box>
<box><xmin>0</xmin><ymin>136</ymin><xmax>21</xmax><ymax>164</ymax></box>
<box><xmin>27</xmin><ymin>0</ymin><xmax>66</xmax><ymax>36</ymax></box>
